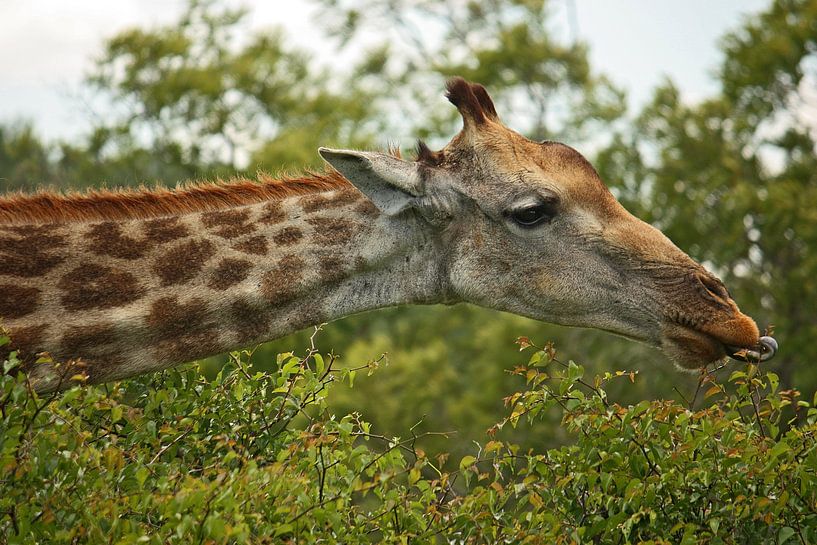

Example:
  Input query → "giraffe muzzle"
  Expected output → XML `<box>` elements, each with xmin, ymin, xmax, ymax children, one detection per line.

<box><xmin>726</xmin><ymin>335</ymin><xmax>778</xmax><ymax>363</ymax></box>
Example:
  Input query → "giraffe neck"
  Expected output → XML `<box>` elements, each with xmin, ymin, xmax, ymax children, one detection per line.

<box><xmin>1</xmin><ymin>183</ymin><xmax>450</xmax><ymax>391</ymax></box>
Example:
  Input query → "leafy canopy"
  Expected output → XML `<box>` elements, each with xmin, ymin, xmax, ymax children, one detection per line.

<box><xmin>2</xmin><ymin>332</ymin><xmax>816</xmax><ymax>543</ymax></box>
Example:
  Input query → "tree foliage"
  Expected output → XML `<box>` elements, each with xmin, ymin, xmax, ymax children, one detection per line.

<box><xmin>88</xmin><ymin>0</ymin><xmax>376</xmax><ymax>174</ymax></box>
<box><xmin>2</xmin><ymin>334</ymin><xmax>816</xmax><ymax>543</ymax></box>
<box><xmin>0</xmin><ymin>124</ymin><xmax>53</xmax><ymax>191</ymax></box>
<box><xmin>313</xmin><ymin>0</ymin><xmax>625</xmax><ymax>142</ymax></box>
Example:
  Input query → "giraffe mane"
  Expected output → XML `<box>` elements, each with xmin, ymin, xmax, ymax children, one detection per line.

<box><xmin>0</xmin><ymin>170</ymin><xmax>353</xmax><ymax>225</ymax></box>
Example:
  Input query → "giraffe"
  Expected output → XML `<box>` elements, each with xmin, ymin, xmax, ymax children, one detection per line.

<box><xmin>0</xmin><ymin>78</ymin><xmax>775</xmax><ymax>393</ymax></box>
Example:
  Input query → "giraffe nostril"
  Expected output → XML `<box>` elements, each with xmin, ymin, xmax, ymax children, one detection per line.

<box><xmin>696</xmin><ymin>273</ymin><xmax>731</xmax><ymax>304</ymax></box>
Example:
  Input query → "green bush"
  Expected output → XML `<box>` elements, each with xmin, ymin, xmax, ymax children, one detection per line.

<box><xmin>1</xmin><ymin>332</ymin><xmax>815</xmax><ymax>544</ymax></box>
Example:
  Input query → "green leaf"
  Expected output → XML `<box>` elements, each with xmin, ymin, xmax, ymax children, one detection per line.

<box><xmin>281</xmin><ymin>356</ymin><xmax>300</xmax><ymax>376</ymax></box>
<box><xmin>135</xmin><ymin>467</ymin><xmax>149</xmax><ymax>487</ymax></box>
<box><xmin>110</xmin><ymin>405</ymin><xmax>123</xmax><ymax>423</ymax></box>
<box><xmin>273</xmin><ymin>523</ymin><xmax>294</xmax><ymax>537</ymax></box>
<box><xmin>768</xmin><ymin>442</ymin><xmax>791</xmax><ymax>460</ymax></box>
<box><xmin>777</xmin><ymin>527</ymin><xmax>796</xmax><ymax>544</ymax></box>
<box><xmin>567</xmin><ymin>361</ymin><xmax>583</xmax><ymax>382</ymax></box>
<box><xmin>459</xmin><ymin>455</ymin><xmax>477</xmax><ymax>470</ymax></box>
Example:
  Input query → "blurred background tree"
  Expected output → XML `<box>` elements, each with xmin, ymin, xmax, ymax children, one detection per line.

<box><xmin>1</xmin><ymin>0</ymin><xmax>814</xmax><ymax>464</ymax></box>
<box><xmin>312</xmin><ymin>0</ymin><xmax>626</xmax><ymax>142</ymax></box>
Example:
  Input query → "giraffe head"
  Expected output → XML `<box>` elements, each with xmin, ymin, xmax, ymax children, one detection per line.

<box><xmin>320</xmin><ymin>78</ymin><xmax>770</xmax><ymax>369</ymax></box>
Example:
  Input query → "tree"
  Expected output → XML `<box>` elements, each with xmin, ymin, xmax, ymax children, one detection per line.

<box><xmin>89</xmin><ymin>0</ymin><xmax>378</xmax><ymax>174</ymax></box>
<box><xmin>312</xmin><ymin>0</ymin><xmax>626</xmax><ymax>143</ymax></box>
<box><xmin>0</xmin><ymin>124</ymin><xmax>52</xmax><ymax>192</ymax></box>
<box><xmin>3</xmin><ymin>337</ymin><xmax>816</xmax><ymax>543</ymax></box>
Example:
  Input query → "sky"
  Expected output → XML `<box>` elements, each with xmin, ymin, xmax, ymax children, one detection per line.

<box><xmin>0</xmin><ymin>0</ymin><xmax>770</xmax><ymax>143</ymax></box>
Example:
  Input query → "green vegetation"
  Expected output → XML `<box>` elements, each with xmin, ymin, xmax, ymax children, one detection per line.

<box><xmin>2</xmin><ymin>0</ymin><xmax>817</xmax><ymax>540</ymax></box>
<box><xmin>5</xmin><ymin>0</ymin><xmax>815</xmax><ymax>461</ymax></box>
<box><xmin>2</xmin><ymin>334</ymin><xmax>816</xmax><ymax>543</ymax></box>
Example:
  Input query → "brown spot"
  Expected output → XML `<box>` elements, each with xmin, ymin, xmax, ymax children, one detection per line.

<box><xmin>273</xmin><ymin>227</ymin><xmax>304</xmax><ymax>246</ymax></box>
<box><xmin>258</xmin><ymin>201</ymin><xmax>286</xmax><ymax>224</ymax></box>
<box><xmin>201</xmin><ymin>208</ymin><xmax>249</xmax><ymax>227</ymax></box>
<box><xmin>307</xmin><ymin>217</ymin><xmax>364</xmax><ymax>246</ymax></box>
<box><xmin>147</xmin><ymin>296</ymin><xmax>208</xmax><ymax>338</ymax></box>
<box><xmin>330</xmin><ymin>189</ymin><xmax>362</xmax><ymax>206</ymax></box>
<box><xmin>146</xmin><ymin>296</ymin><xmax>205</xmax><ymax>338</ymax></box>
<box><xmin>0</xmin><ymin>224</ymin><xmax>62</xmax><ymax>237</ymax></box>
<box><xmin>143</xmin><ymin>217</ymin><xmax>190</xmax><ymax>243</ymax></box>
<box><xmin>355</xmin><ymin>200</ymin><xmax>379</xmax><ymax>218</ymax></box>
<box><xmin>0</xmin><ymin>284</ymin><xmax>41</xmax><ymax>319</ymax></box>
<box><xmin>152</xmin><ymin>239</ymin><xmax>216</xmax><ymax>286</ymax></box>
<box><xmin>230</xmin><ymin>299</ymin><xmax>271</xmax><ymax>342</ymax></box>
<box><xmin>0</xmin><ymin>225</ymin><xmax>66</xmax><ymax>277</ymax></box>
<box><xmin>146</xmin><ymin>296</ymin><xmax>219</xmax><ymax>364</ymax></box>
<box><xmin>201</xmin><ymin>209</ymin><xmax>255</xmax><ymax>239</ymax></box>
<box><xmin>217</xmin><ymin>223</ymin><xmax>255</xmax><ymax>239</ymax></box>
<box><xmin>2</xmin><ymin>323</ymin><xmax>48</xmax><ymax>363</ymax></box>
<box><xmin>299</xmin><ymin>190</ymin><xmax>361</xmax><ymax>213</ymax></box>
<box><xmin>298</xmin><ymin>194</ymin><xmax>327</xmax><ymax>213</ymax></box>
<box><xmin>60</xmin><ymin>323</ymin><xmax>117</xmax><ymax>359</ymax></box>
<box><xmin>58</xmin><ymin>264</ymin><xmax>144</xmax><ymax>311</ymax></box>
<box><xmin>232</xmin><ymin>235</ymin><xmax>268</xmax><ymax>256</ymax></box>
<box><xmin>87</xmin><ymin>222</ymin><xmax>145</xmax><ymax>260</ymax></box>
<box><xmin>318</xmin><ymin>256</ymin><xmax>347</xmax><ymax>283</ymax></box>
<box><xmin>208</xmin><ymin>258</ymin><xmax>252</xmax><ymax>290</ymax></box>
<box><xmin>261</xmin><ymin>255</ymin><xmax>305</xmax><ymax>304</ymax></box>
<box><xmin>155</xmin><ymin>334</ymin><xmax>223</xmax><ymax>366</ymax></box>
<box><xmin>55</xmin><ymin>324</ymin><xmax>120</xmax><ymax>382</ymax></box>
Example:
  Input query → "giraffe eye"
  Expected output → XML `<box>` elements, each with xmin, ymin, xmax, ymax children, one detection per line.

<box><xmin>509</xmin><ymin>201</ymin><xmax>557</xmax><ymax>227</ymax></box>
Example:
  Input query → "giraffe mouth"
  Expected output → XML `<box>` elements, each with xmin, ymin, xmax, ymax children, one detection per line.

<box><xmin>725</xmin><ymin>336</ymin><xmax>778</xmax><ymax>363</ymax></box>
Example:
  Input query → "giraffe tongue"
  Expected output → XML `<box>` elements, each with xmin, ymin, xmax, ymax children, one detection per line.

<box><xmin>726</xmin><ymin>336</ymin><xmax>778</xmax><ymax>363</ymax></box>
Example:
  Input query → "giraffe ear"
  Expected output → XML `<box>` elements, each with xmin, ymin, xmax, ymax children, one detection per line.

<box><xmin>318</xmin><ymin>148</ymin><xmax>424</xmax><ymax>216</ymax></box>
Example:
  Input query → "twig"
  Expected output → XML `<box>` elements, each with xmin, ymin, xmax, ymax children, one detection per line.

<box><xmin>150</xmin><ymin>429</ymin><xmax>192</xmax><ymax>465</ymax></box>
<box><xmin>749</xmin><ymin>382</ymin><xmax>767</xmax><ymax>438</ymax></box>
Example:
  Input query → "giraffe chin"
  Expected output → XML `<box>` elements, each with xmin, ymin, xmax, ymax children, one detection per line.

<box><xmin>660</xmin><ymin>326</ymin><xmax>732</xmax><ymax>370</ymax></box>
<box><xmin>657</xmin><ymin>307</ymin><xmax>764</xmax><ymax>370</ymax></box>
<box><xmin>660</xmin><ymin>324</ymin><xmax>757</xmax><ymax>370</ymax></box>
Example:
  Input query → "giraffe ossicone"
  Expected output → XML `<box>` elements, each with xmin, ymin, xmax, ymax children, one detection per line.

<box><xmin>1</xmin><ymin>78</ymin><xmax>771</xmax><ymax>392</ymax></box>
